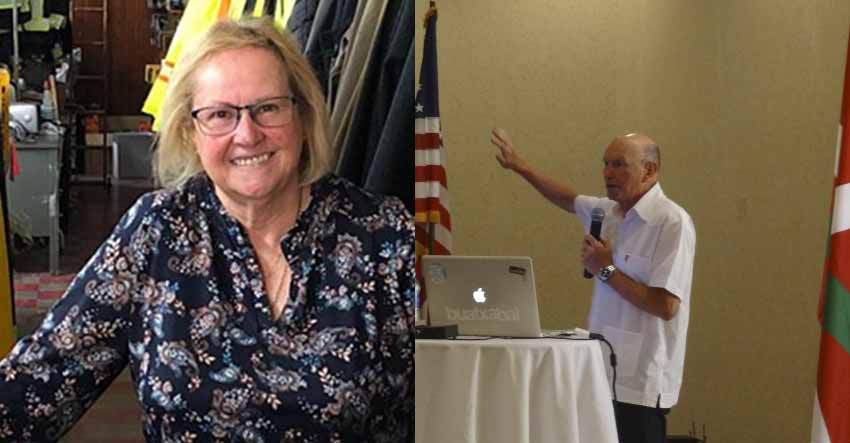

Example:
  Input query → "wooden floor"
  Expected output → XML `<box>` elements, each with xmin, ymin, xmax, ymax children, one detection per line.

<box><xmin>12</xmin><ymin>180</ymin><xmax>152</xmax><ymax>442</ymax></box>
<box><xmin>13</xmin><ymin>179</ymin><xmax>153</xmax><ymax>274</ymax></box>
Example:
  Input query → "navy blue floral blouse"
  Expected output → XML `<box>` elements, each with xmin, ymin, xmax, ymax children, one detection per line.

<box><xmin>0</xmin><ymin>174</ymin><xmax>415</xmax><ymax>442</ymax></box>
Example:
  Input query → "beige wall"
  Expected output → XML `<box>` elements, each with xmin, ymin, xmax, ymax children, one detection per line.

<box><xmin>416</xmin><ymin>0</ymin><xmax>850</xmax><ymax>441</ymax></box>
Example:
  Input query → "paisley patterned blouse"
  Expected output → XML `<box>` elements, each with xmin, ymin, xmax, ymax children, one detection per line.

<box><xmin>0</xmin><ymin>174</ymin><xmax>415</xmax><ymax>442</ymax></box>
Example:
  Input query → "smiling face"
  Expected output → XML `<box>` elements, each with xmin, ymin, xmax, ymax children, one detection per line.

<box><xmin>191</xmin><ymin>46</ymin><xmax>304</xmax><ymax>207</ymax></box>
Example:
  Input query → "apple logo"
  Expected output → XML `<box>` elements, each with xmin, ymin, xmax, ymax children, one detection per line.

<box><xmin>473</xmin><ymin>288</ymin><xmax>487</xmax><ymax>303</ymax></box>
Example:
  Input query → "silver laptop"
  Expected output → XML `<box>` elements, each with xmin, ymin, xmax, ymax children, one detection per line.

<box><xmin>422</xmin><ymin>255</ymin><xmax>542</xmax><ymax>337</ymax></box>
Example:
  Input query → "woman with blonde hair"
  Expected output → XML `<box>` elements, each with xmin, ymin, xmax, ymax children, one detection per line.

<box><xmin>0</xmin><ymin>17</ymin><xmax>414</xmax><ymax>442</ymax></box>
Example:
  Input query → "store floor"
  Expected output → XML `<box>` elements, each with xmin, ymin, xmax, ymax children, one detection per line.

<box><xmin>12</xmin><ymin>179</ymin><xmax>153</xmax><ymax>442</ymax></box>
<box><xmin>13</xmin><ymin>179</ymin><xmax>153</xmax><ymax>274</ymax></box>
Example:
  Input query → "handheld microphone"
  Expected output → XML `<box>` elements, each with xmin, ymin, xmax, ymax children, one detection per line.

<box><xmin>583</xmin><ymin>208</ymin><xmax>605</xmax><ymax>279</ymax></box>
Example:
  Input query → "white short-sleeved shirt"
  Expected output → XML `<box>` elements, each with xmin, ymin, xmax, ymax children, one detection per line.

<box><xmin>574</xmin><ymin>183</ymin><xmax>695</xmax><ymax>408</ymax></box>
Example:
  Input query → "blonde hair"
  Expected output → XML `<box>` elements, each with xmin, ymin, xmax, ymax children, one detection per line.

<box><xmin>154</xmin><ymin>17</ymin><xmax>333</xmax><ymax>189</ymax></box>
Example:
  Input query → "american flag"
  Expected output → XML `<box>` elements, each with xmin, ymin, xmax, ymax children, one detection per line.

<box><xmin>415</xmin><ymin>2</ymin><xmax>452</xmax><ymax>308</ymax></box>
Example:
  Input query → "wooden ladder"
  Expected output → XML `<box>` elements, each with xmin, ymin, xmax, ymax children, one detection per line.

<box><xmin>70</xmin><ymin>0</ymin><xmax>110</xmax><ymax>185</ymax></box>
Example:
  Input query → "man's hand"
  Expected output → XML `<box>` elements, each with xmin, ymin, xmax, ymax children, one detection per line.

<box><xmin>581</xmin><ymin>235</ymin><xmax>614</xmax><ymax>276</ymax></box>
<box><xmin>583</xmin><ymin>235</ymin><xmax>680</xmax><ymax>319</ymax></box>
<box><xmin>491</xmin><ymin>128</ymin><xmax>526</xmax><ymax>172</ymax></box>
<box><xmin>489</xmin><ymin>127</ymin><xmax>578</xmax><ymax>213</ymax></box>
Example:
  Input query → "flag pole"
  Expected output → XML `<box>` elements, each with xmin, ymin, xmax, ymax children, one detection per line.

<box><xmin>423</xmin><ymin>1</ymin><xmax>438</xmax><ymax>325</ymax></box>
<box><xmin>423</xmin><ymin>1</ymin><xmax>436</xmax><ymax>29</ymax></box>
<box><xmin>425</xmin><ymin>0</ymin><xmax>437</xmax><ymax>258</ymax></box>
<box><xmin>427</xmin><ymin>223</ymin><xmax>435</xmax><ymax>256</ymax></box>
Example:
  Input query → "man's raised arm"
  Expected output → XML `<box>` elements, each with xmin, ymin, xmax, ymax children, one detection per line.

<box><xmin>491</xmin><ymin>127</ymin><xmax>580</xmax><ymax>213</ymax></box>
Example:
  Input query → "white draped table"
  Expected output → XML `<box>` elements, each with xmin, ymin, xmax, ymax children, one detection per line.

<box><xmin>415</xmin><ymin>338</ymin><xmax>618</xmax><ymax>443</ymax></box>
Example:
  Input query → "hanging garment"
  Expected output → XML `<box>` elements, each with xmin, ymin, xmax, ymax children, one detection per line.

<box><xmin>328</xmin><ymin>0</ymin><xmax>388</xmax><ymax>150</ymax></box>
<box><xmin>344</xmin><ymin>0</ymin><xmax>408</xmax><ymax>155</ymax></box>
<box><xmin>301</xmin><ymin>0</ymin><xmax>358</xmax><ymax>96</ymax></box>
<box><xmin>286</xmin><ymin>0</ymin><xmax>318</xmax><ymax>45</ymax></box>
<box><xmin>362</xmin><ymin>42</ymin><xmax>413</xmax><ymax>211</ymax></box>
<box><xmin>302</xmin><ymin>0</ymin><xmax>333</xmax><ymax>52</ymax></box>
<box><xmin>22</xmin><ymin>0</ymin><xmax>49</xmax><ymax>31</ymax></box>
<box><xmin>335</xmin><ymin>0</ymin><xmax>411</xmax><ymax>208</ymax></box>
<box><xmin>325</xmin><ymin>0</ymin><xmax>367</xmax><ymax>109</ymax></box>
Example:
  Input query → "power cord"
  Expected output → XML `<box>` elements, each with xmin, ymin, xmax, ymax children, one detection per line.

<box><xmin>546</xmin><ymin>333</ymin><xmax>618</xmax><ymax>402</ymax></box>
<box><xmin>589</xmin><ymin>333</ymin><xmax>618</xmax><ymax>403</ymax></box>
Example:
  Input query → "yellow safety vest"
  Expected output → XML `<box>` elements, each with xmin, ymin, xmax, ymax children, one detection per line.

<box><xmin>22</xmin><ymin>0</ymin><xmax>50</xmax><ymax>32</ymax></box>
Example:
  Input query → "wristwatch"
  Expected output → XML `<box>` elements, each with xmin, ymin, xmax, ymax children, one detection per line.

<box><xmin>597</xmin><ymin>265</ymin><xmax>616</xmax><ymax>282</ymax></box>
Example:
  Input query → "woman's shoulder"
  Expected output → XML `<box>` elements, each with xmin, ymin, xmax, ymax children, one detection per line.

<box><xmin>117</xmin><ymin>175</ymin><xmax>211</xmax><ymax>229</ymax></box>
<box><xmin>143</xmin><ymin>175</ymin><xmax>210</xmax><ymax>212</ymax></box>
<box><xmin>314</xmin><ymin>174</ymin><xmax>410</xmax><ymax>219</ymax></box>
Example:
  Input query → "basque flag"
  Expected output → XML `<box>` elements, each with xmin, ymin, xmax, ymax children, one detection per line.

<box><xmin>812</xmin><ymin>24</ymin><xmax>850</xmax><ymax>443</ymax></box>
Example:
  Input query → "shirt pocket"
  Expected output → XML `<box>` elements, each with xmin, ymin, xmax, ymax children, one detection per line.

<box><xmin>616</xmin><ymin>250</ymin><xmax>651</xmax><ymax>283</ymax></box>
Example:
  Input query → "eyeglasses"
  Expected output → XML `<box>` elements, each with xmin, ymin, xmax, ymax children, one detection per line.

<box><xmin>190</xmin><ymin>95</ymin><xmax>297</xmax><ymax>136</ymax></box>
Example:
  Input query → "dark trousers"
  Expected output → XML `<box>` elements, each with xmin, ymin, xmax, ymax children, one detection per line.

<box><xmin>613</xmin><ymin>400</ymin><xmax>670</xmax><ymax>443</ymax></box>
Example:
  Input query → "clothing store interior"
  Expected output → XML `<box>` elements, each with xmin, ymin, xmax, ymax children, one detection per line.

<box><xmin>0</xmin><ymin>1</ymin><xmax>411</xmax><ymax>441</ymax></box>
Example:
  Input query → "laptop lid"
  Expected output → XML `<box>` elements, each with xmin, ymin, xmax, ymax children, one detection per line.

<box><xmin>422</xmin><ymin>255</ymin><xmax>542</xmax><ymax>337</ymax></box>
